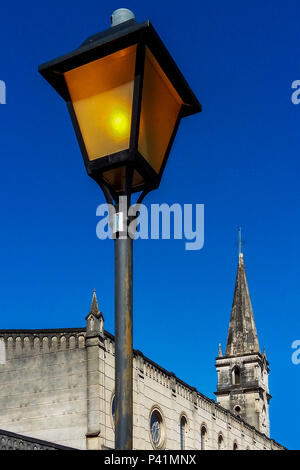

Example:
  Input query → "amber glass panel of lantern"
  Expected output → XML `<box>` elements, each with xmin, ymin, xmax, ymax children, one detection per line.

<box><xmin>64</xmin><ymin>46</ymin><xmax>137</xmax><ymax>160</ymax></box>
<box><xmin>138</xmin><ymin>47</ymin><xmax>183</xmax><ymax>174</ymax></box>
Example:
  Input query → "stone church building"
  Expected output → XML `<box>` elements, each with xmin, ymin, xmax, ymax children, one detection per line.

<box><xmin>0</xmin><ymin>252</ymin><xmax>284</xmax><ymax>450</ymax></box>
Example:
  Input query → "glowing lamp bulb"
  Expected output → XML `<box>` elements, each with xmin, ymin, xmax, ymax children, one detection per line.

<box><xmin>109</xmin><ymin>109</ymin><xmax>130</xmax><ymax>138</ymax></box>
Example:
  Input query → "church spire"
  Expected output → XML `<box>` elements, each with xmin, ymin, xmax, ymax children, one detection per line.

<box><xmin>86</xmin><ymin>289</ymin><xmax>104</xmax><ymax>337</ymax></box>
<box><xmin>90</xmin><ymin>289</ymin><xmax>100</xmax><ymax>316</ymax></box>
<box><xmin>225</xmin><ymin>237</ymin><xmax>260</xmax><ymax>356</ymax></box>
<box><xmin>216</xmin><ymin>235</ymin><xmax>270</xmax><ymax>436</ymax></box>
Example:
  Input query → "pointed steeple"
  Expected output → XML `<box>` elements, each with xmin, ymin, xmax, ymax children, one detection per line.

<box><xmin>225</xmin><ymin>252</ymin><xmax>260</xmax><ymax>356</ymax></box>
<box><xmin>216</xmin><ymin>238</ymin><xmax>270</xmax><ymax>436</ymax></box>
<box><xmin>90</xmin><ymin>289</ymin><xmax>100</xmax><ymax>317</ymax></box>
<box><xmin>86</xmin><ymin>289</ymin><xmax>104</xmax><ymax>338</ymax></box>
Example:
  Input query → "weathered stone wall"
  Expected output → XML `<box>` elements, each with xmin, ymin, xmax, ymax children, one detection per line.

<box><xmin>101</xmin><ymin>337</ymin><xmax>283</xmax><ymax>451</ymax></box>
<box><xmin>0</xmin><ymin>328</ymin><xmax>283</xmax><ymax>450</ymax></box>
<box><xmin>0</xmin><ymin>330</ymin><xmax>87</xmax><ymax>450</ymax></box>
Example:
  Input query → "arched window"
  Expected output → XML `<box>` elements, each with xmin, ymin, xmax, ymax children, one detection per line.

<box><xmin>150</xmin><ymin>409</ymin><xmax>165</xmax><ymax>449</ymax></box>
<box><xmin>234</xmin><ymin>405</ymin><xmax>241</xmax><ymax>419</ymax></box>
<box><xmin>180</xmin><ymin>416</ymin><xmax>187</xmax><ymax>450</ymax></box>
<box><xmin>218</xmin><ymin>434</ymin><xmax>224</xmax><ymax>450</ymax></box>
<box><xmin>261</xmin><ymin>405</ymin><xmax>266</xmax><ymax>428</ymax></box>
<box><xmin>233</xmin><ymin>442</ymin><xmax>238</xmax><ymax>450</ymax></box>
<box><xmin>233</xmin><ymin>367</ymin><xmax>241</xmax><ymax>385</ymax></box>
<box><xmin>111</xmin><ymin>395</ymin><xmax>116</xmax><ymax>428</ymax></box>
<box><xmin>201</xmin><ymin>426</ymin><xmax>207</xmax><ymax>450</ymax></box>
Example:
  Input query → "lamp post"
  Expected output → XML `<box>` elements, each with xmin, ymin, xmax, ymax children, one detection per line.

<box><xmin>39</xmin><ymin>9</ymin><xmax>201</xmax><ymax>450</ymax></box>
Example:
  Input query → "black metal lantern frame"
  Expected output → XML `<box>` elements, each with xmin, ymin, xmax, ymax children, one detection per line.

<box><xmin>39</xmin><ymin>19</ymin><xmax>201</xmax><ymax>203</ymax></box>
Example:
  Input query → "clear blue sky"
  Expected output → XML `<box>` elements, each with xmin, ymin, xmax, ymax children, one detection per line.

<box><xmin>0</xmin><ymin>0</ymin><xmax>299</xmax><ymax>449</ymax></box>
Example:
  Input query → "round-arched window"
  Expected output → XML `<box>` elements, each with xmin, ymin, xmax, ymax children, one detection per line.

<box><xmin>262</xmin><ymin>405</ymin><xmax>266</xmax><ymax>428</ymax></box>
<box><xmin>201</xmin><ymin>426</ymin><xmax>207</xmax><ymax>450</ymax></box>
<box><xmin>150</xmin><ymin>409</ymin><xmax>164</xmax><ymax>448</ymax></box>
<box><xmin>180</xmin><ymin>415</ymin><xmax>187</xmax><ymax>450</ymax></box>
<box><xmin>111</xmin><ymin>395</ymin><xmax>116</xmax><ymax>428</ymax></box>
<box><xmin>218</xmin><ymin>434</ymin><xmax>224</xmax><ymax>450</ymax></box>
<box><xmin>234</xmin><ymin>405</ymin><xmax>241</xmax><ymax>418</ymax></box>
<box><xmin>233</xmin><ymin>367</ymin><xmax>241</xmax><ymax>385</ymax></box>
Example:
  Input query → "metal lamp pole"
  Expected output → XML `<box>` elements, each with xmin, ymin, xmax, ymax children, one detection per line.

<box><xmin>114</xmin><ymin>194</ymin><xmax>133</xmax><ymax>449</ymax></box>
<box><xmin>102</xmin><ymin>177</ymin><xmax>147</xmax><ymax>450</ymax></box>
<box><xmin>109</xmin><ymin>182</ymin><xmax>148</xmax><ymax>449</ymax></box>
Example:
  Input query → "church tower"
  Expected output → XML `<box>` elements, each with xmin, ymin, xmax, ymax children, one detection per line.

<box><xmin>215</xmin><ymin>245</ymin><xmax>271</xmax><ymax>437</ymax></box>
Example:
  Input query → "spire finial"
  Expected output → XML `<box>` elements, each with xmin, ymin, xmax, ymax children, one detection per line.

<box><xmin>238</xmin><ymin>226</ymin><xmax>242</xmax><ymax>256</ymax></box>
<box><xmin>218</xmin><ymin>343</ymin><xmax>223</xmax><ymax>357</ymax></box>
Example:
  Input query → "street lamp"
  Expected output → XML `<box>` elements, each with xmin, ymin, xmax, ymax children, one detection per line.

<box><xmin>39</xmin><ymin>8</ymin><xmax>201</xmax><ymax>450</ymax></box>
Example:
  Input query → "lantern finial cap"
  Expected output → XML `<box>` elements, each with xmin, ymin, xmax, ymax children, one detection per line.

<box><xmin>111</xmin><ymin>8</ymin><xmax>135</xmax><ymax>27</ymax></box>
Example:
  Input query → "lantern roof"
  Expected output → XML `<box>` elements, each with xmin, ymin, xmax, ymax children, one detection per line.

<box><xmin>39</xmin><ymin>19</ymin><xmax>201</xmax><ymax>117</ymax></box>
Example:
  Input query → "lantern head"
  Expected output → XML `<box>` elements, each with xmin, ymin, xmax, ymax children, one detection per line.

<box><xmin>39</xmin><ymin>17</ymin><xmax>201</xmax><ymax>198</ymax></box>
